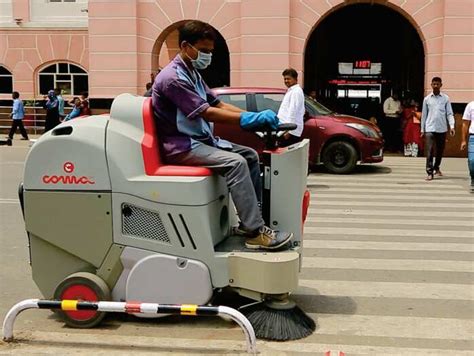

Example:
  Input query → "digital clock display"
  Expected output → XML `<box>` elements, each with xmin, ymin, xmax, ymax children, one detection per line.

<box><xmin>354</xmin><ymin>60</ymin><xmax>371</xmax><ymax>69</ymax></box>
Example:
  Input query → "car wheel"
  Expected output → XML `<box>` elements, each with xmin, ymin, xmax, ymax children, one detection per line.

<box><xmin>322</xmin><ymin>141</ymin><xmax>358</xmax><ymax>174</ymax></box>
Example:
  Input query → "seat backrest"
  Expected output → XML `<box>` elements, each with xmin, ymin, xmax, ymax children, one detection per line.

<box><xmin>142</xmin><ymin>97</ymin><xmax>163</xmax><ymax>174</ymax></box>
<box><xmin>141</xmin><ymin>98</ymin><xmax>212</xmax><ymax>176</ymax></box>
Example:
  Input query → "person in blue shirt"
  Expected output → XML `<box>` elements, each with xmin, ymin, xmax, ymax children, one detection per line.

<box><xmin>55</xmin><ymin>88</ymin><xmax>65</xmax><ymax>120</ymax></box>
<box><xmin>43</xmin><ymin>89</ymin><xmax>60</xmax><ymax>132</ymax></box>
<box><xmin>421</xmin><ymin>77</ymin><xmax>455</xmax><ymax>181</ymax></box>
<box><xmin>64</xmin><ymin>97</ymin><xmax>82</xmax><ymax>121</ymax></box>
<box><xmin>8</xmin><ymin>91</ymin><xmax>29</xmax><ymax>141</ymax></box>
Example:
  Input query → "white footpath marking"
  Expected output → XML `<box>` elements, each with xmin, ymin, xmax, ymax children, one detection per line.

<box><xmin>310</xmin><ymin>200</ymin><xmax>473</xmax><ymax>208</ymax></box>
<box><xmin>301</xmin><ymin>257</ymin><xmax>473</xmax><ymax>273</ymax></box>
<box><xmin>306</xmin><ymin>216</ymin><xmax>474</xmax><ymax>227</ymax></box>
<box><xmin>309</xmin><ymin>313</ymin><xmax>474</xmax><ymax>341</ymax></box>
<box><xmin>304</xmin><ymin>226</ymin><xmax>474</xmax><ymax>238</ymax></box>
<box><xmin>0</xmin><ymin>199</ymin><xmax>19</xmax><ymax>205</ymax></box>
<box><xmin>3</xmin><ymin>330</ymin><xmax>472</xmax><ymax>355</ymax></box>
<box><xmin>308</xmin><ymin>208</ymin><xmax>474</xmax><ymax>218</ymax></box>
<box><xmin>310</xmin><ymin>187</ymin><xmax>468</xmax><ymax>195</ymax></box>
<box><xmin>298</xmin><ymin>279</ymin><xmax>474</xmax><ymax>300</ymax></box>
<box><xmin>311</xmin><ymin>193</ymin><xmax>474</xmax><ymax>202</ymax></box>
<box><xmin>303</xmin><ymin>240</ymin><xmax>474</xmax><ymax>252</ymax></box>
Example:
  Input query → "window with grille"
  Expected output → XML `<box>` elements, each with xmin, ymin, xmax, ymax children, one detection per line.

<box><xmin>0</xmin><ymin>66</ymin><xmax>13</xmax><ymax>94</ymax></box>
<box><xmin>38</xmin><ymin>63</ymin><xmax>88</xmax><ymax>95</ymax></box>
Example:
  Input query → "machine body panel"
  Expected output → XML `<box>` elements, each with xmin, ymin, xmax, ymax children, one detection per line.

<box><xmin>267</xmin><ymin>139</ymin><xmax>309</xmax><ymax>246</ymax></box>
<box><xmin>23</xmin><ymin>116</ymin><xmax>111</xmax><ymax>191</ymax></box>
<box><xmin>29</xmin><ymin>235</ymin><xmax>96</xmax><ymax>298</ymax></box>
<box><xmin>24</xmin><ymin>191</ymin><xmax>113</xmax><ymax>267</ymax></box>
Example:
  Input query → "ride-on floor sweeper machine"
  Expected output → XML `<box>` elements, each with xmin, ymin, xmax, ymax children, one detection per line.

<box><xmin>18</xmin><ymin>94</ymin><xmax>314</xmax><ymax>341</ymax></box>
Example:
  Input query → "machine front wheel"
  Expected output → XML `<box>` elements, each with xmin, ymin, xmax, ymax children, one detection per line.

<box><xmin>54</xmin><ymin>272</ymin><xmax>111</xmax><ymax>328</ymax></box>
<box><xmin>322</xmin><ymin>141</ymin><xmax>358</xmax><ymax>174</ymax></box>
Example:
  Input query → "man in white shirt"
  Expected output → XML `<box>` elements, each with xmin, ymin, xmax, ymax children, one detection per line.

<box><xmin>460</xmin><ymin>101</ymin><xmax>474</xmax><ymax>192</ymax></box>
<box><xmin>382</xmin><ymin>92</ymin><xmax>402</xmax><ymax>152</ymax></box>
<box><xmin>421</xmin><ymin>77</ymin><xmax>455</xmax><ymax>181</ymax></box>
<box><xmin>277</xmin><ymin>68</ymin><xmax>305</xmax><ymax>146</ymax></box>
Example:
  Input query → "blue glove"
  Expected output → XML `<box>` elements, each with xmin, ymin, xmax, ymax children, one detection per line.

<box><xmin>240</xmin><ymin>110</ymin><xmax>279</xmax><ymax>131</ymax></box>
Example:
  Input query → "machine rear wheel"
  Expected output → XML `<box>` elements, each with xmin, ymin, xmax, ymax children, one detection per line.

<box><xmin>322</xmin><ymin>141</ymin><xmax>358</xmax><ymax>174</ymax></box>
<box><xmin>54</xmin><ymin>272</ymin><xmax>111</xmax><ymax>328</ymax></box>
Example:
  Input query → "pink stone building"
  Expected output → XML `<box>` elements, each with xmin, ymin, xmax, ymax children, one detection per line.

<box><xmin>0</xmin><ymin>0</ymin><xmax>472</xmax><ymax>108</ymax></box>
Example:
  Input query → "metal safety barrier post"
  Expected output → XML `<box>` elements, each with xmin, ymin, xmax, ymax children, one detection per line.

<box><xmin>2</xmin><ymin>299</ymin><xmax>257</xmax><ymax>354</ymax></box>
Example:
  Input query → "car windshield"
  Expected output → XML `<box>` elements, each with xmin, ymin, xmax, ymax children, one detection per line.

<box><xmin>305</xmin><ymin>97</ymin><xmax>333</xmax><ymax>116</ymax></box>
<box><xmin>253</xmin><ymin>92</ymin><xmax>333</xmax><ymax>116</ymax></box>
<box><xmin>216</xmin><ymin>91</ymin><xmax>334</xmax><ymax>116</ymax></box>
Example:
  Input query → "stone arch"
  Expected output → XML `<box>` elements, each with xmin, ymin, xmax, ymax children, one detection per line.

<box><xmin>302</xmin><ymin>1</ymin><xmax>426</xmax><ymax>118</ymax></box>
<box><xmin>301</xmin><ymin>1</ymin><xmax>427</xmax><ymax>54</ymax></box>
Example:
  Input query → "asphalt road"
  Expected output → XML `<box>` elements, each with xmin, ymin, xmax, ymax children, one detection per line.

<box><xmin>0</xmin><ymin>137</ymin><xmax>473</xmax><ymax>355</ymax></box>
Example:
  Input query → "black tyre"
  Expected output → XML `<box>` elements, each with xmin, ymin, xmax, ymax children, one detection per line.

<box><xmin>54</xmin><ymin>272</ymin><xmax>110</xmax><ymax>328</ymax></box>
<box><xmin>322</xmin><ymin>141</ymin><xmax>358</xmax><ymax>174</ymax></box>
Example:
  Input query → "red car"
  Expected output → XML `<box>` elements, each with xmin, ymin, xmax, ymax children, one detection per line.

<box><xmin>213</xmin><ymin>87</ymin><xmax>384</xmax><ymax>174</ymax></box>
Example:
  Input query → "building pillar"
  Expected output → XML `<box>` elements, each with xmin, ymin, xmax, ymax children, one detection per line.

<box><xmin>12</xmin><ymin>0</ymin><xmax>30</xmax><ymax>23</ymax></box>
<box><xmin>88</xmin><ymin>0</ymin><xmax>139</xmax><ymax>98</ymax></box>
<box><xmin>237</xmin><ymin>0</ymin><xmax>291</xmax><ymax>87</ymax></box>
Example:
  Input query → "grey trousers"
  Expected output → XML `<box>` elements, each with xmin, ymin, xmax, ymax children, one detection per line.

<box><xmin>167</xmin><ymin>143</ymin><xmax>264</xmax><ymax>232</ymax></box>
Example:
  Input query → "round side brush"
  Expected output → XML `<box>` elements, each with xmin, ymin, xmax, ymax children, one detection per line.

<box><xmin>240</xmin><ymin>299</ymin><xmax>316</xmax><ymax>341</ymax></box>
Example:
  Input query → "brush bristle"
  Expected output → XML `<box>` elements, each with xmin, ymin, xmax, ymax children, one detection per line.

<box><xmin>241</xmin><ymin>303</ymin><xmax>316</xmax><ymax>341</ymax></box>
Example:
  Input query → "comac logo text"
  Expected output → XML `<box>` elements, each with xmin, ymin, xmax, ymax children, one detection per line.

<box><xmin>42</xmin><ymin>161</ymin><xmax>95</xmax><ymax>185</ymax></box>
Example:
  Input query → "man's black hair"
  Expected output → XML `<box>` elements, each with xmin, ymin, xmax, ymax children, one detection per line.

<box><xmin>431</xmin><ymin>76</ymin><xmax>442</xmax><ymax>83</ymax></box>
<box><xmin>12</xmin><ymin>91</ymin><xmax>19</xmax><ymax>99</ymax></box>
<box><xmin>282</xmin><ymin>68</ymin><xmax>298</xmax><ymax>79</ymax></box>
<box><xmin>179</xmin><ymin>20</ymin><xmax>216</xmax><ymax>46</ymax></box>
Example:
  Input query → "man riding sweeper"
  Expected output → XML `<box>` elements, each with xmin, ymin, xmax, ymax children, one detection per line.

<box><xmin>152</xmin><ymin>20</ymin><xmax>292</xmax><ymax>251</ymax></box>
<box><xmin>19</xmin><ymin>20</ymin><xmax>314</xmax><ymax>341</ymax></box>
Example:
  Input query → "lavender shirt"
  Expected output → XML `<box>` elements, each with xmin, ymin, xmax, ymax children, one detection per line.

<box><xmin>152</xmin><ymin>55</ymin><xmax>223</xmax><ymax>157</ymax></box>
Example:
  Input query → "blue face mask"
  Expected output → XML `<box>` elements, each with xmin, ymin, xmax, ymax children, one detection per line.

<box><xmin>188</xmin><ymin>44</ymin><xmax>212</xmax><ymax>70</ymax></box>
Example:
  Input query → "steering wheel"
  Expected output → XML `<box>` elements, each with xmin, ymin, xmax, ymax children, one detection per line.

<box><xmin>255</xmin><ymin>122</ymin><xmax>297</xmax><ymax>150</ymax></box>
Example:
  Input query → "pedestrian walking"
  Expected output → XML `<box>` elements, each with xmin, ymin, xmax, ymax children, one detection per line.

<box><xmin>55</xmin><ymin>88</ymin><xmax>65</xmax><ymax>121</ymax></box>
<box><xmin>402</xmin><ymin>100</ymin><xmax>423</xmax><ymax>157</ymax></box>
<box><xmin>460</xmin><ymin>100</ymin><xmax>474</xmax><ymax>192</ymax></box>
<box><xmin>421</xmin><ymin>77</ymin><xmax>455</xmax><ymax>181</ymax></box>
<box><xmin>8</xmin><ymin>91</ymin><xmax>29</xmax><ymax>141</ymax></box>
<box><xmin>43</xmin><ymin>90</ymin><xmax>60</xmax><ymax>132</ymax></box>
<box><xmin>382</xmin><ymin>92</ymin><xmax>402</xmax><ymax>152</ymax></box>
<box><xmin>277</xmin><ymin>68</ymin><xmax>305</xmax><ymax>147</ymax></box>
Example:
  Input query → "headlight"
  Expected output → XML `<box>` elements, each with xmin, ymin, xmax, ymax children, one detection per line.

<box><xmin>345</xmin><ymin>123</ymin><xmax>379</xmax><ymax>138</ymax></box>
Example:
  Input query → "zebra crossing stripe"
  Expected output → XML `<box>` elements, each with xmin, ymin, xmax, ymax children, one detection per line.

<box><xmin>301</xmin><ymin>257</ymin><xmax>472</xmax><ymax>272</ymax></box>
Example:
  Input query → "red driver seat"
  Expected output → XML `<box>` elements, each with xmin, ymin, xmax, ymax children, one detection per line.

<box><xmin>141</xmin><ymin>98</ymin><xmax>212</xmax><ymax>177</ymax></box>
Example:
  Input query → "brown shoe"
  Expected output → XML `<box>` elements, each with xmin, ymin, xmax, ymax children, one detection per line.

<box><xmin>245</xmin><ymin>226</ymin><xmax>293</xmax><ymax>250</ymax></box>
<box><xmin>434</xmin><ymin>170</ymin><xmax>443</xmax><ymax>176</ymax></box>
<box><xmin>425</xmin><ymin>174</ymin><xmax>433</xmax><ymax>181</ymax></box>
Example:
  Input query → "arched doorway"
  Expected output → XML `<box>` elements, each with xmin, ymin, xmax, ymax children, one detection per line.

<box><xmin>304</xmin><ymin>3</ymin><xmax>424</xmax><ymax>120</ymax></box>
<box><xmin>152</xmin><ymin>21</ymin><xmax>230</xmax><ymax>88</ymax></box>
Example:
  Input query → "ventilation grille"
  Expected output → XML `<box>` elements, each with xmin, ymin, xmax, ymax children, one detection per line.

<box><xmin>122</xmin><ymin>204</ymin><xmax>171</xmax><ymax>244</ymax></box>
